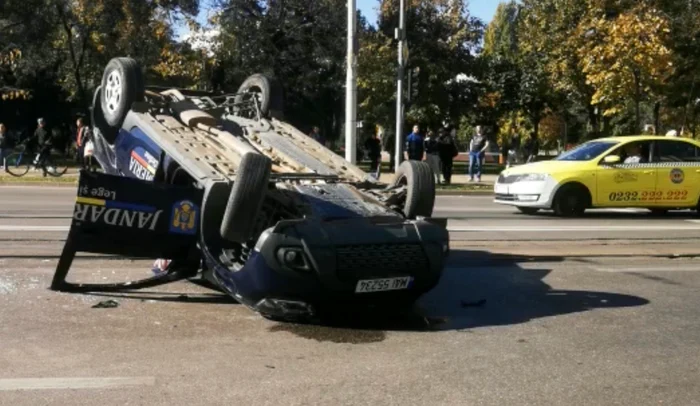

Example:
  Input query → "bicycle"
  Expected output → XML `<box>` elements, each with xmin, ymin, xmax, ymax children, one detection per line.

<box><xmin>4</xmin><ymin>144</ymin><xmax>70</xmax><ymax>178</ymax></box>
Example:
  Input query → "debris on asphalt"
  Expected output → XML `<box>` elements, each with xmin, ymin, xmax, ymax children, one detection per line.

<box><xmin>460</xmin><ymin>299</ymin><xmax>487</xmax><ymax>308</ymax></box>
<box><xmin>92</xmin><ymin>299</ymin><xmax>119</xmax><ymax>308</ymax></box>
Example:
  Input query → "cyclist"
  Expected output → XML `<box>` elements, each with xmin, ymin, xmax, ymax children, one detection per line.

<box><xmin>28</xmin><ymin>118</ymin><xmax>55</xmax><ymax>176</ymax></box>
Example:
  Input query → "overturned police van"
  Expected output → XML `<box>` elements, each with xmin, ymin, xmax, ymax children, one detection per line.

<box><xmin>51</xmin><ymin>57</ymin><xmax>450</xmax><ymax>322</ymax></box>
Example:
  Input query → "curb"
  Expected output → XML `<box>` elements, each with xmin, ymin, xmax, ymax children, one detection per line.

<box><xmin>0</xmin><ymin>179</ymin><xmax>496</xmax><ymax>196</ymax></box>
<box><xmin>0</xmin><ymin>181</ymin><xmax>78</xmax><ymax>187</ymax></box>
<box><xmin>0</xmin><ymin>178</ymin><xmax>496</xmax><ymax>195</ymax></box>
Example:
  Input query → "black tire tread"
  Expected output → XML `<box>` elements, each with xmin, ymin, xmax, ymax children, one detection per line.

<box><xmin>220</xmin><ymin>153</ymin><xmax>272</xmax><ymax>243</ymax></box>
<box><xmin>553</xmin><ymin>184</ymin><xmax>588</xmax><ymax>217</ymax></box>
<box><xmin>235</xmin><ymin>74</ymin><xmax>284</xmax><ymax>119</ymax></box>
<box><xmin>394</xmin><ymin>160</ymin><xmax>436</xmax><ymax>218</ymax></box>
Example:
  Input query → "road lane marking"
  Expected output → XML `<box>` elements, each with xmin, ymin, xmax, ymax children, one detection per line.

<box><xmin>0</xmin><ymin>225</ymin><xmax>69</xmax><ymax>231</ymax></box>
<box><xmin>0</xmin><ymin>377</ymin><xmax>156</xmax><ymax>391</ymax></box>
<box><xmin>447</xmin><ymin>225</ymin><xmax>700</xmax><ymax>232</ymax></box>
<box><xmin>592</xmin><ymin>266</ymin><xmax>700</xmax><ymax>272</ymax></box>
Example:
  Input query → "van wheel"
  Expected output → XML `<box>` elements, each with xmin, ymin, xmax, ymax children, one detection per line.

<box><xmin>391</xmin><ymin>160</ymin><xmax>435</xmax><ymax>219</ymax></box>
<box><xmin>220</xmin><ymin>153</ymin><xmax>272</xmax><ymax>243</ymax></box>
<box><xmin>100</xmin><ymin>57</ymin><xmax>144</xmax><ymax>129</ymax></box>
<box><xmin>234</xmin><ymin>74</ymin><xmax>285</xmax><ymax>120</ymax></box>
<box><xmin>552</xmin><ymin>184</ymin><xmax>588</xmax><ymax>217</ymax></box>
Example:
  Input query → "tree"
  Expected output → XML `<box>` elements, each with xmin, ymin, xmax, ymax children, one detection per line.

<box><xmin>215</xmin><ymin>0</ymin><xmax>354</xmax><ymax>138</ymax></box>
<box><xmin>479</xmin><ymin>1</ymin><xmax>553</xmax><ymax>142</ymax></box>
<box><xmin>519</xmin><ymin>0</ymin><xmax>599</xmax><ymax>136</ymax></box>
<box><xmin>377</xmin><ymin>0</ymin><xmax>483</xmax><ymax>130</ymax></box>
<box><xmin>577</xmin><ymin>3</ymin><xmax>674</xmax><ymax>134</ymax></box>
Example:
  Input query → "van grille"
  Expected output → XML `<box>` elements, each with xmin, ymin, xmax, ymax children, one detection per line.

<box><xmin>335</xmin><ymin>243</ymin><xmax>428</xmax><ymax>281</ymax></box>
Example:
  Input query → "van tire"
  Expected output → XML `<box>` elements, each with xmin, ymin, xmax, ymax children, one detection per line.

<box><xmin>392</xmin><ymin>160</ymin><xmax>436</xmax><ymax>219</ymax></box>
<box><xmin>220</xmin><ymin>153</ymin><xmax>272</xmax><ymax>243</ymax></box>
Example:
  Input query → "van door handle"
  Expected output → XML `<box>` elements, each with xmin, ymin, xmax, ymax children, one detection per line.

<box><xmin>643</xmin><ymin>170</ymin><xmax>654</xmax><ymax>174</ymax></box>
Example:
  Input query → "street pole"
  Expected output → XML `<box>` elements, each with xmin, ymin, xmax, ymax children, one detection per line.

<box><xmin>394</xmin><ymin>0</ymin><xmax>406</xmax><ymax>173</ymax></box>
<box><xmin>345</xmin><ymin>0</ymin><xmax>357</xmax><ymax>164</ymax></box>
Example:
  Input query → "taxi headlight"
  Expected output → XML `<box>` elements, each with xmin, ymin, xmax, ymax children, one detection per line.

<box><xmin>516</xmin><ymin>173</ymin><xmax>549</xmax><ymax>182</ymax></box>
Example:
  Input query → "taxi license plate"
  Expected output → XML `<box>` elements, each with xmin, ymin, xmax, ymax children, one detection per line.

<box><xmin>355</xmin><ymin>277</ymin><xmax>413</xmax><ymax>293</ymax></box>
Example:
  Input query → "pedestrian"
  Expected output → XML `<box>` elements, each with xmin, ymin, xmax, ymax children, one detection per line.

<box><xmin>309</xmin><ymin>126</ymin><xmax>323</xmax><ymax>144</ymax></box>
<box><xmin>80</xmin><ymin>121</ymin><xmax>96</xmax><ymax>172</ymax></box>
<box><xmin>382</xmin><ymin>131</ymin><xmax>396</xmax><ymax>169</ymax></box>
<box><xmin>468</xmin><ymin>125</ymin><xmax>490</xmax><ymax>182</ymax></box>
<box><xmin>437</xmin><ymin>128</ymin><xmax>458</xmax><ymax>185</ymax></box>
<box><xmin>0</xmin><ymin>123</ymin><xmax>8</xmax><ymax>171</ymax></box>
<box><xmin>424</xmin><ymin>129</ymin><xmax>441</xmax><ymax>184</ymax></box>
<box><xmin>364</xmin><ymin>132</ymin><xmax>382</xmax><ymax>179</ymax></box>
<box><xmin>523</xmin><ymin>132</ymin><xmax>539</xmax><ymax>163</ymax></box>
<box><xmin>506</xmin><ymin>127</ymin><xmax>521</xmax><ymax>168</ymax></box>
<box><xmin>76</xmin><ymin>117</ymin><xmax>90</xmax><ymax>167</ymax></box>
<box><xmin>30</xmin><ymin>118</ymin><xmax>53</xmax><ymax>176</ymax></box>
<box><xmin>404</xmin><ymin>124</ymin><xmax>424</xmax><ymax>161</ymax></box>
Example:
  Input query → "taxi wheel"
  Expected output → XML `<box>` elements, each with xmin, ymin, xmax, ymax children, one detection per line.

<box><xmin>552</xmin><ymin>184</ymin><xmax>589</xmax><ymax>217</ymax></box>
<box><xmin>517</xmin><ymin>207</ymin><xmax>540</xmax><ymax>215</ymax></box>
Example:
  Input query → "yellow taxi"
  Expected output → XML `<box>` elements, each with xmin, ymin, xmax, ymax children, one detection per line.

<box><xmin>494</xmin><ymin>135</ymin><xmax>700</xmax><ymax>216</ymax></box>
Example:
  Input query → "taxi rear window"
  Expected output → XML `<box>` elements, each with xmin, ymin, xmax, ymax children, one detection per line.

<box><xmin>555</xmin><ymin>141</ymin><xmax>619</xmax><ymax>161</ymax></box>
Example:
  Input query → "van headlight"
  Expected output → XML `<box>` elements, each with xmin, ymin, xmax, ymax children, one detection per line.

<box><xmin>254</xmin><ymin>227</ymin><xmax>275</xmax><ymax>252</ymax></box>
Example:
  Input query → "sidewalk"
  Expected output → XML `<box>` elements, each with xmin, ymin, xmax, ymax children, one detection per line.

<box><xmin>378</xmin><ymin>173</ymin><xmax>497</xmax><ymax>186</ymax></box>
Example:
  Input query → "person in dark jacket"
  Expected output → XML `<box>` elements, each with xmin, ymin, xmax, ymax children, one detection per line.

<box><xmin>423</xmin><ymin>130</ymin><xmax>441</xmax><ymax>184</ymax></box>
<box><xmin>0</xmin><ymin>123</ymin><xmax>8</xmax><ymax>170</ymax></box>
<box><xmin>30</xmin><ymin>118</ymin><xmax>54</xmax><ymax>175</ymax></box>
<box><xmin>437</xmin><ymin>128</ymin><xmax>458</xmax><ymax>185</ymax></box>
<box><xmin>523</xmin><ymin>132</ymin><xmax>539</xmax><ymax>163</ymax></box>
<box><xmin>364</xmin><ymin>132</ymin><xmax>382</xmax><ymax>179</ymax></box>
<box><xmin>404</xmin><ymin>125</ymin><xmax>424</xmax><ymax>161</ymax></box>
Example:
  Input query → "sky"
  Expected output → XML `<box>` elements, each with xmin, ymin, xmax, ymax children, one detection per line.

<box><xmin>357</xmin><ymin>0</ymin><xmax>499</xmax><ymax>26</ymax></box>
<box><xmin>179</xmin><ymin>0</ymin><xmax>500</xmax><ymax>40</ymax></box>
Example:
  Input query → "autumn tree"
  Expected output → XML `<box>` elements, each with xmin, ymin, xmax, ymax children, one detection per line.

<box><xmin>376</xmin><ymin>0</ymin><xmax>483</xmax><ymax>130</ymax></box>
<box><xmin>577</xmin><ymin>2</ymin><xmax>674</xmax><ymax>134</ymax></box>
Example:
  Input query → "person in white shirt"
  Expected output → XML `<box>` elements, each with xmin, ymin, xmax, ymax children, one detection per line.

<box><xmin>623</xmin><ymin>143</ymin><xmax>643</xmax><ymax>164</ymax></box>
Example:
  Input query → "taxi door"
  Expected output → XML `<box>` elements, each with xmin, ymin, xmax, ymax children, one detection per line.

<box><xmin>652</xmin><ymin>139</ymin><xmax>700</xmax><ymax>207</ymax></box>
<box><xmin>596</xmin><ymin>141</ymin><xmax>657</xmax><ymax>207</ymax></box>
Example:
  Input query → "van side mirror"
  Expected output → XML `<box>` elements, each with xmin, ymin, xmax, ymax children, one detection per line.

<box><xmin>603</xmin><ymin>155</ymin><xmax>621</xmax><ymax>165</ymax></box>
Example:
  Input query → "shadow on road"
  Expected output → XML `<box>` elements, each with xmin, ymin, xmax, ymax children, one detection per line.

<box><xmin>417</xmin><ymin>250</ymin><xmax>649</xmax><ymax>331</ymax></box>
<box><xmin>272</xmin><ymin>250</ymin><xmax>649</xmax><ymax>342</ymax></box>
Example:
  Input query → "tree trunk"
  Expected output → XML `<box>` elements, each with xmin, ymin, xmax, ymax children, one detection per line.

<box><xmin>55</xmin><ymin>2</ymin><xmax>89</xmax><ymax>114</ymax></box>
<box><xmin>587</xmin><ymin>104</ymin><xmax>598</xmax><ymax>139</ymax></box>
<box><xmin>653</xmin><ymin>101</ymin><xmax>661</xmax><ymax>135</ymax></box>
<box><xmin>602</xmin><ymin>114</ymin><xmax>611</xmax><ymax>137</ymax></box>
<box><xmin>634</xmin><ymin>69</ymin><xmax>641</xmax><ymax>134</ymax></box>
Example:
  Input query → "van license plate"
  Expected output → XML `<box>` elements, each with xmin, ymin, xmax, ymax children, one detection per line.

<box><xmin>355</xmin><ymin>277</ymin><xmax>413</xmax><ymax>293</ymax></box>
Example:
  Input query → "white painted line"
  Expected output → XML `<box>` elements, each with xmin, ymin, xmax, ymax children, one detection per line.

<box><xmin>0</xmin><ymin>225</ymin><xmax>69</xmax><ymax>231</ymax></box>
<box><xmin>434</xmin><ymin>207</ymin><xmax>515</xmax><ymax>212</ymax></box>
<box><xmin>447</xmin><ymin>225</ymin><xmax>700</xmax><ymax>232</ymax></box>
<box><xmin>592</xmin><ymin>266</ymin><xmax>700</xmax><ymax>273</ymax></box>
<box><xmin>0</xmin><ymin>185</ymin><xmax>76</xmax><ymax>191</ymax></box>
<box><xmin>0</xmin><ymin>377</ymin><xmax>156</xmax><ymax>391</ymax></box>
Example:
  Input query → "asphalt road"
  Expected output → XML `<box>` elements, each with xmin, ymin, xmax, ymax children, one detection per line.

<box><xmin>2</xmin><ymin>185</ymin><xmax>700</xmax><ymax>405</ymax></box>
